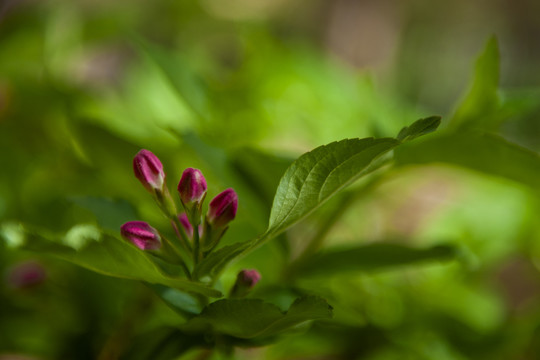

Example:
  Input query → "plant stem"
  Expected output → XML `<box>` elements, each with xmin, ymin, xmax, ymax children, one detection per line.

<box><xmin>170</xmin><ymin>215</ymin><xmax>193</xmax><ymax>254</ymax></box>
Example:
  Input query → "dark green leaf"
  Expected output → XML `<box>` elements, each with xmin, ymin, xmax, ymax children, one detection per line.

<box><xmin>397</xmin><ymin>116</ymin><xmax>442</xmax><ymax>142</ymax></box>
<box><xmin>395</xmin><ymin>132</ymin><xmax>540</xmax><ymax>192</ymax></box>
<box><xmin>180</xmin><ymin>296</ymin><xmax>333</xmax><ymax>339</ymax></box>
<box><xmin>290</xmin><ymin>243</ymin><xmax>457</xmax><ymax>277</ymax></box>
<box><xmin>2</xmin><ymin>225</ymin><xmax>222</xmax><ymax>298</ymax></box>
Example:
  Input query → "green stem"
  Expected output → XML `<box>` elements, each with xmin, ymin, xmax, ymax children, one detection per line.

<box><xmin>160</xmin><ymin>237</ymin><xmax>192</xmax><ymax>279</ymax></box>
<box><xmin>170</xmin><ymin>215</ymin><xmax>193</xmax><ymax>255</ymax></box>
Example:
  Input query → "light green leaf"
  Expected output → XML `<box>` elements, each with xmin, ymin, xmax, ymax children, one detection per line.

<box><xmin>2</xmin><ymin>224</ymin><xmax>222</xmax><ymax>298</ymax></box>
<box><xmin>180</xmin><ymin>296</ymin><xmax>333</xmax><ymax>339</ymax></box>
<box><xmin>134</xmin><ymin>38</ymin><xmax>211</xmax><ymax>121</ymax></box>
<box><xmin>451</xmin><ymin>36</ymin><xmax>500</xmax><ymax>130</ymax></box>
<box><xmin>290</xmin><ymin>243</ymin><xmax>457</xmax><ymax>277</ymax></box>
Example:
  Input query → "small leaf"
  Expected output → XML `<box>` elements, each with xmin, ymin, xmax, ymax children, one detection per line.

<box><xmin>180</xmin><ymin>295</ymin><xmax>333</xmax><ymax>339</ymax></box>
<box><xmin>2</xmin><ymin>224</ymin><xmax>222</xmax><ymax>298</ymax></box>
<box><xmin>290</xmin><ymin>243</ymin><xmax>457</xmax><ymax>277</ymax></box>
<box><xmin>149</xmin><ymin>284</ymin><xmax>203</xmax><ymax>317</ymax></box>
<box><xmin>397</xmin><ymin>116</ymin><xmax>442</xmax><ymax>142</ymax></box>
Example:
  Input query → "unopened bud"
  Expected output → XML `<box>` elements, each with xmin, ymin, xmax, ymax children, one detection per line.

<box><xmin>207</xmin><ymin>188</ymin><xmax>238</xmax><ymax>228</ymax></box>
<box><xmin>120</xmin><ymin>221</ymin><xmax>161</xmax><ymax>250</ymax></box>
<box><xmin>133</xmin><ymin>149</ymin><xmax>165</xmax><ymax>194</ymax></box>
<box><xmin>230</xmin><ymin>269</ymin><xmax>261</xmax><ymax>298</ymax></box>
<box><xmin>178</xmin><ymin>168</ymin><xmax>207</xmax><ymax>207</ymax></box>
<box><xmin>6</xmin><ymin>261</ymin><xmax>46</xmax><ymax>290</ymax></box>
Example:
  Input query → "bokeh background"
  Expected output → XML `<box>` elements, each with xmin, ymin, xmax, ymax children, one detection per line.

<box><xmin>1</xmin><ymin>0</ymin><xmax>540</xmax><ymax>359</ymax></box>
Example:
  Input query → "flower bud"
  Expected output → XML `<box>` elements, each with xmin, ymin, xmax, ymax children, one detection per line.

<box><xmin>6</xmin><ymin>261</ymin><xmax>46</xmax><ymax>290</ymax></box>
<box><xmin>133</xmin><ymin>149</ymin><xmax>165</xmax><ymax>194</ymax></box>
<box><xmin>230</xmin><ymin>269</ymin><xmax>261</xmax><ymax>298</ymax></box>
<box><xmin>207</xmin><ymin>188</ymin><xmax>238</xmax><ymax>228</ymax></box>
<box><xmin>178</xmin><ymin>168</ymin><xmax>207</xmax><ymax>208</ymax></box>
<box><xmin>120</xmin><ymin>221</ymin><xmax>161</xmax><ymax>250</ymax></box>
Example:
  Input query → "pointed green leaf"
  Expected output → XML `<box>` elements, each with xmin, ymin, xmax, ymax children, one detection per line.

<box><xmin>397</xmin><ymin>116</ymin><xmax>442</xmax><ymax>142</ymax></box>
<box><xmin>180</xmin><ymin>296</ymin><xmax>332</xmax><ymax>339</ymax></box>
<box><xmin>290</xmin><ymin>243</ymin><xmax>457</xmax><ymax>277</ymax></box>
<box><xmin>262</xmin><ymin>137</ymin><xmax>400</xmax><ymax>243</ymax></box>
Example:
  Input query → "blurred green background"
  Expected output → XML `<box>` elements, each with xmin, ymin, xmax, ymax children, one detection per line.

<box><xmin>1</xmin><ymin>0</ymin><xmax>540</xmax><ymax>359</ymax></box>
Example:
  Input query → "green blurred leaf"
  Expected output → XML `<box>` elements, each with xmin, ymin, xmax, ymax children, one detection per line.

<box><xmin>395</xmin><ymin>132</ymin><xmax>540</xmax><ymax>192</ymax></box>
<box><xmin>397</xmin><ymin>116</ymin><xmax>442</xmax><ymax>142</ymax></box>
<box><xmin>2</xmin><ymin>225</ymin><xmax>222</xmax><ymax>298</ymax></box>
<box><xmin>180</xmin><ymin>296</ymin><xmax>333</xmax><ymax>339</ymax></box>
<box><xmin>135</xmin><ymin>38</ymin><xmax>212</xmax><ymax>121</ymax></box>
<box><xmin>290</xmin><ymin>243</ymin><xmax>457</xmax><ymax>278</ymax></box>
<box><xmin>451</xmin><ymin>37</ymin><xmax>500</xmax><ymax>130</ymax></box>
<box><xmin>230</xmin><ymin>147</ymin><xmax>294</xmax><ymax>207</ymax></box>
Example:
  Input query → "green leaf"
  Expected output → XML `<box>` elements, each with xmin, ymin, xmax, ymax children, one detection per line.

<box><xmin>261</xmin><ymin>137</ymin><xmax>399</xmax><ymax>242</ymax></box>
<box><xmin>451</xmin><ymin>36</ymin><xmax>500</xmax><ymax>130</ymax></box>
<box><xmin>290</xmin><ymin>243</ymin><xmax>457</xmax><ymax>277</ymax></box>
<box><xmin>180</xmin><ymin>296</ymin><xmax>333</xmax><ymax>339</ymax></box>
<box><xmin>397</xmin><ymin>116</ymin><xmax>442</xmax><ymax>142</ymax></box>
<box><xmin>2</xmin><ymin>224</ymin><xmax>222</xmax><ymax>298</ymax></box>
<box><xmin>194</xmin><ymin>241</ymin><xmax>252</xmax><ymax>280</ymax></box>
<box><xmin>395</xmin><ymin>132</ymin><xmax>540</xmax><ymax>192</ymax></box>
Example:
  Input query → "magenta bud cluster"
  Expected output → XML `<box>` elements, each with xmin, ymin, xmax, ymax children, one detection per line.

<box><xmin>133</xmin><ymin>149</ymin><xmax>165</xmax><ymax>193</ymax></box>
<box><xmin>123</xmin><ymin>148</ymin><xmax>239</xmax><ymax>276</ymax></box>
<box><xmin>120</xmin><ymin>221</ymin><xmax>162</xmax><ymax>251</ymax></box>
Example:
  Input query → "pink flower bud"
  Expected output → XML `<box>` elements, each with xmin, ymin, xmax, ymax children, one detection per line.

<box><xmin>237</xmin><ymin>269</ymin><xmax>261</xmax><ymax>288</ymax></box>
<box><xmin>207</xmin><ymin>188</ymin><xmax>238</xmax><ymax>228</ymax></box>
<box><xmin>120</xmin><ymin>221</ymin><xmax>161</xmax><ymax>250</ymax></box>
<box><xmin>6</xmin><ymin>261</ymin><xmax>46</xmax><ymax>289</ymax></box>
<box><xmin>133</xmin><ymin>149</ymin><xmax>165</xmax><ymax>193</ymax></box>
<box><xmin>178</xmin><ymin>168</ymin><xmax>207</xmax><ymax>208</ymax></box>
<box><xmin>230</xmin><ymin>269</ymin><xmax>261</xmax><ymax>298</ymax></box>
